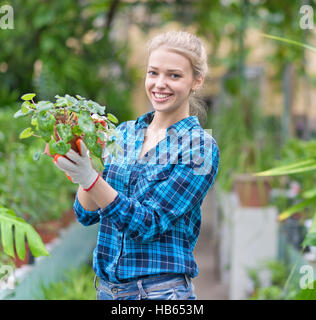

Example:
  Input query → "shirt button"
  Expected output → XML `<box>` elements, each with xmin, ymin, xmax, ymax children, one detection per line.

<box><xmin>112</xmin><ymin>287</ymin><xmax>118</xmax><ymax>294</ymax></box>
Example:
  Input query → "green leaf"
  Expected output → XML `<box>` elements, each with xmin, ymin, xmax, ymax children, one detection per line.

<box><xmin>90</xmin><ymin>153</ymin><xmax>104</xmax><ymax>173</ymax></box>
<box><xmin>31</xmin><ymin>117</ymin><xmax>39</xmax><ymax>129</ymax></box>
<box><xmin>38</xmin><ymin>128</ymin><xmax>52</xmax><ymax>142</ymax></box>
<box><xmin>72</xmin><ymin>125</ymin><xmax>82</xmax><ymax>136</ymax></box>
<box><xmin>21</xmin><ymin>101</ymin><xmax>31</xmax><ymax>114</ymax></box>
<box><xmin>302</xmin><ymin>232</ymin><xmax>316</xmax><ymax>248</ymax></box>
<box><xmin>78</xmin><ymin>112</ymin><xmax>96</xmax><ymax>135</ymax></box>
<box><xmin>49</xmin><ymin>140</ymin><xmax>71</xmax><ymax>155</ymax></box>
<box><xmin>278</xmin><ymin>196</ymin><xmax>316</xmax><ymax>221</ymax></box>
<box><xmin>310</xmin><ymin>212</ymin><xmax>316</xmax><ymax>234</ymax></box>
<box><xmin>84</xmin><ymin>133</ymin><xmax>102</xmax><ymax>158</ymax></box>
<box><xmin>0</xmin><ymin>207</ymin><xmax>49</xmax><ymax>259</ymax></box>
<box><xmin>56</xmin><ymin>123</ymin><xmax>74</xmax><ymax>143</ymax></box>
<box><xmin>67</xmin><ymin>103</ymin><xmax>80</xmax><ymax>113</ymax></box>
<box><xmin>255</xmin><ymin>159</ymin><xmax>316</xmax><ymax>177</ymax></box>
<box><xmin>261</xmin><ymin>33</ymin><xmax>316</xmax><ymax>53</ymax></box>
<box><xmin>302</xmin><ymin>188</ymin><xmax>316</xmax><ymax>199</ymax></box>
<box><xmin>37</xmin><ymin>101</ymin><xmax>54</xmax><ymax>111</ymax></box>
<box><xmin>13</xmin><ymin>108</ymin><xmax>34</xmax><ymax>118</ymax></box>
<box><xmin>24</xmin><ymin>224</ymin><xmax>49</xmax><ymax>257</ymax></box>
<box><xmin>15</xmin><ymin>226</ymin><xmax>26</xmax><ymax>260</ymax></box>
<box><xmin>55</xmin><ymin>97</ymin><xmax>68</xmax><ymax>107</ymax></box>
<box><xmin>1</xmin><ymin>219</ymin><xmax>14</xmax><ymax>257</ymax></box>
<box><xmin>65</xmin><ymin>94</ymin><xmax>78</xmax><ymax>106</ymax></box>
<box><xmin>21</xmin><ymin>93</ymin><xmax>36</xmax><ymax>101</ymax></box>
<box><xmin>19</xmin><ymin>127</ymin><xmax>34</xmax><ymax>139</ymax></box>
<box><xmin>37</xmin><ymin>111</ymin><xmax>56</xmax><ymax>132</ymax></box>
<box><xmin>107</xmin><ymin>113</ymin><xmax>118</xmax><ymax>124</ymax></box>
<box><xmin>81</xmin><ymin>100</ymin><xmax>105</xmax><ymax>114</ymax></box>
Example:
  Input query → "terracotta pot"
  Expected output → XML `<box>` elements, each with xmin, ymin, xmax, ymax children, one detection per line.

<box><xmin>34</xmin><ymin>220</ymin><xmax>62</xmax><ymax>244</ymax></box>
<box><xmin>233</xmin><ymin>173</ymin><xmax>272</xmax><ymax>207</ymax></box>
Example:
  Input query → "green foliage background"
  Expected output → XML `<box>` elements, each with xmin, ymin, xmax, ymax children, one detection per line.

<box><xmin>0</xmin><ymin>0</ymin><xmax>135</xmax><ymax>122</ymax></box>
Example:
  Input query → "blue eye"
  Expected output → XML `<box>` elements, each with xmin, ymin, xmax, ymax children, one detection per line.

<box><xmin>147</xmin><ymin>71</ymin><xmax>180</xmax><ymax>78</ymax></box>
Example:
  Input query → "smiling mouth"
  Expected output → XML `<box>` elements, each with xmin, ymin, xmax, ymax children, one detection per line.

<box><xmin>152</xmin><ymin>92</ymin><xmax>174</xmax><ymax>102</ymax></box>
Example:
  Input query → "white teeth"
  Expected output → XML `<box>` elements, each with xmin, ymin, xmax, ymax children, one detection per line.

<box><xmin>154</xmin><ymin>93</ymin><xmax>172</xmax><ymax>99</ymax></box>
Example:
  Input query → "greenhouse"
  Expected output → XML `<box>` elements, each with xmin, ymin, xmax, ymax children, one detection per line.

<box><xmin>1</xmin><ymin>0</ymin><xmax>316</xmax><ymax>303</ymax></box>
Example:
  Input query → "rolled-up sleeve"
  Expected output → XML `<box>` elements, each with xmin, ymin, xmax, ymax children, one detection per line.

<box><xmin>98</xmin><ymin>136</ymin><xmax>220</xmax><ymax>243</ymax></box>
<box><xmin>73</xmin><ymin>192</ymin><xmax>100</xmax><ymax>226</ymax></box>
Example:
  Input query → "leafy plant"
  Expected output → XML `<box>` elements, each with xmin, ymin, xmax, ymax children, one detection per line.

<box><xmin>255</xmin><ymin>34</ymin><xmax>316</xmax><ymax>236</ymax></box>
<box><xmin>0</xmin><ymin>206</ymin><xmax>49</xmax><ymax>260</ymax></box>
<box><xmin>247</xmin><ymin>259</ymin><xmax>299</xmax><ymax>300</ymax></box>
<box><xmin>38</xmin><ymin>263</ymin><xmax>96</xmax><ymax>300</ymax></box>
<box><xmin>253</xmin><ymin>35</ymin><xmax>316</xmax><ymax>298</ymax></box>
<box><xmin>14</xmin><ymin>93</ymin><xmax>122</xmax><ymax>172</ymax></box>
<box><xmin>0</xmin><ymin>108</ymin><xmax>77</xmax><ymax>224</ymax></box>
<box><xmin>209</xmin><ymin>73</ymin><xmax>280</xmax><ymax>191</ymax></box>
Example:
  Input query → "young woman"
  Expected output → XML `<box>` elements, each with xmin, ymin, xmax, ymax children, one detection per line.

<box><xmin>53</xmin><ymin>30</ymin><xmax>220</xmax><ymax>300</ymax></box>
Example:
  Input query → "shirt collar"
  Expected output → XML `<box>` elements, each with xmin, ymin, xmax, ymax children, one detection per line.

<box><xmin>135</xmin><ymin>110</ymin><xmax>200</xmax><ymax>133</ymax></box>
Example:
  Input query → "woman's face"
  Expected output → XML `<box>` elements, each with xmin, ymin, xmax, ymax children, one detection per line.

<box><xmin>145</xmin><ymin>47</ymin><xmax>198</xmax><ymax>115</ymax></box>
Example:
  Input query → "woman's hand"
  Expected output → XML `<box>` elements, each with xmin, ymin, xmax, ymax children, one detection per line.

<box><xmin>53</xmin><ymin>139</ymin><xmax>100</xmax><ymax>191</ymax></box>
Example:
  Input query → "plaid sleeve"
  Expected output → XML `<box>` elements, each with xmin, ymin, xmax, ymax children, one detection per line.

<box><xmin>98</xmin><ymin>135</ymin><xmax>220</xmax><ymax>243</ymax></box>
<box><xmin>73</xmin><ymin>192</ymin><xmax>100</xmax><ymax>226</ymax></box>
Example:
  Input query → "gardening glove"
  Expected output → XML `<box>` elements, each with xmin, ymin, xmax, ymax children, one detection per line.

<box><xmin>53</xmin><ymin>139</ymin><xmax>100</xmax><ymax>191</ymax></box>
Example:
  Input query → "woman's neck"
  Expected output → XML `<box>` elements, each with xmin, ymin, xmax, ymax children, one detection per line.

<box><xmin>149</xmin><ymin>108</ymin><xmax>190</xmax><ymax>132</ymax></box>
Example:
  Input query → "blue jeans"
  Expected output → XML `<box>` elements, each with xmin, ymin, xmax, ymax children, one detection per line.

<box><xmin>94</xmin><ymin>273</ymin><xmax>197</xmax><ymax>300</ymax></box>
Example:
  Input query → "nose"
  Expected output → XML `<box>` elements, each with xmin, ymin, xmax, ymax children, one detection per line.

<box><xmin>155</xmin><ymin>74</ymin><xmax>167</xmax><ymax>88</ymax></box>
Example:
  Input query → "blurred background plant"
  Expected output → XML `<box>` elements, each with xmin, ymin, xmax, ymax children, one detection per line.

<box><xmin>38</xmin><ymin>261</ymin><xmax>96</xmax><ymax>300</ymax></box>
<box><xmin>0</xmin><ymin>106</ymin><xmax>77</xmax><ymax>225</ymax></box>
<box><xmin>247</xmin><ymin>259</ymin><xmax>300</xmax><ymax>300</ymax></box>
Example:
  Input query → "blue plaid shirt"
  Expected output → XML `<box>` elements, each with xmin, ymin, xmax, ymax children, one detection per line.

<box><xmin>73</xmin><ymin>110</ymin><xmax>219</xmax><ymax>284</ymax></box>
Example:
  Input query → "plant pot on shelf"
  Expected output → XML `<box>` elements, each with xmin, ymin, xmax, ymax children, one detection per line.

<box><xmin>233</xmin><ymin>173</ymin><xmax>272</xmax><ymax>207</ymax></box>
<box><xmin>34</xmin><ymin>220</ymin><xmax>63</xmax><ymax>244</ymax></box>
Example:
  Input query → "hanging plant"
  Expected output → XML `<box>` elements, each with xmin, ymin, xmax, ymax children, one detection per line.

<box><xmin>14</xmin><ymin>93</ymin><xmax>123</xmax><ymax>172</ymax></box>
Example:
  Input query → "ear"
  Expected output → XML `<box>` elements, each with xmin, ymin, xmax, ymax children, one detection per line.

<box><xmin>192</xmin><ymin>75</ymin><xmax>204</xmax><ymax>91</ymax></box>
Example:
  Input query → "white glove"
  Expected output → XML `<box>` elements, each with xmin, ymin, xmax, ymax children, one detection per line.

<box><xmin>53</xmin><ymin>139</ymin><xmax>100</xmax><ymax>191</ymax></box>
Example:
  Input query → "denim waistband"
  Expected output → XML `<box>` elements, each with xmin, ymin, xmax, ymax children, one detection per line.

<box><xmin>94</xmin><ymin>273</ymin><xmax>191</xmax><ymax>298</ymax></box>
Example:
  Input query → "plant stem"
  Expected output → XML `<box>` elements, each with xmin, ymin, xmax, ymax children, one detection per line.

<box><xmin>63</xmin><ymin>107</ymin><xmax>66</xmax><ymax>124</ymax></box>
<box><xmin>31</xmin><ymin>134</ymin><xmax>42</xmax><ymax>138</ymax></box>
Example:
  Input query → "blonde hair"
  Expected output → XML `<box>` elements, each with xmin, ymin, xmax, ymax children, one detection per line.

<box><xmin>146</xmin><ymin>30</ymin><xmax>208</xmax><ymax>126</ymax></box>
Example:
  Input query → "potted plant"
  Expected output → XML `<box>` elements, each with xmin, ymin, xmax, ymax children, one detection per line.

<box><xmin>232</xmin><ymin>138</ymin><xmax>275</xmax><ymax>207</ymax></box>
<box><xmin>14</xmin><ymin>93</ymin><xmax>122</xmax><ymax>173</ymax></box>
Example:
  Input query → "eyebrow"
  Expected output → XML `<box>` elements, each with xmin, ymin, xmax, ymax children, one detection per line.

<box><xmin>148</xmin><ymin>66</ymin><xmax>183</xmax><ymax>72</ymax></box>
